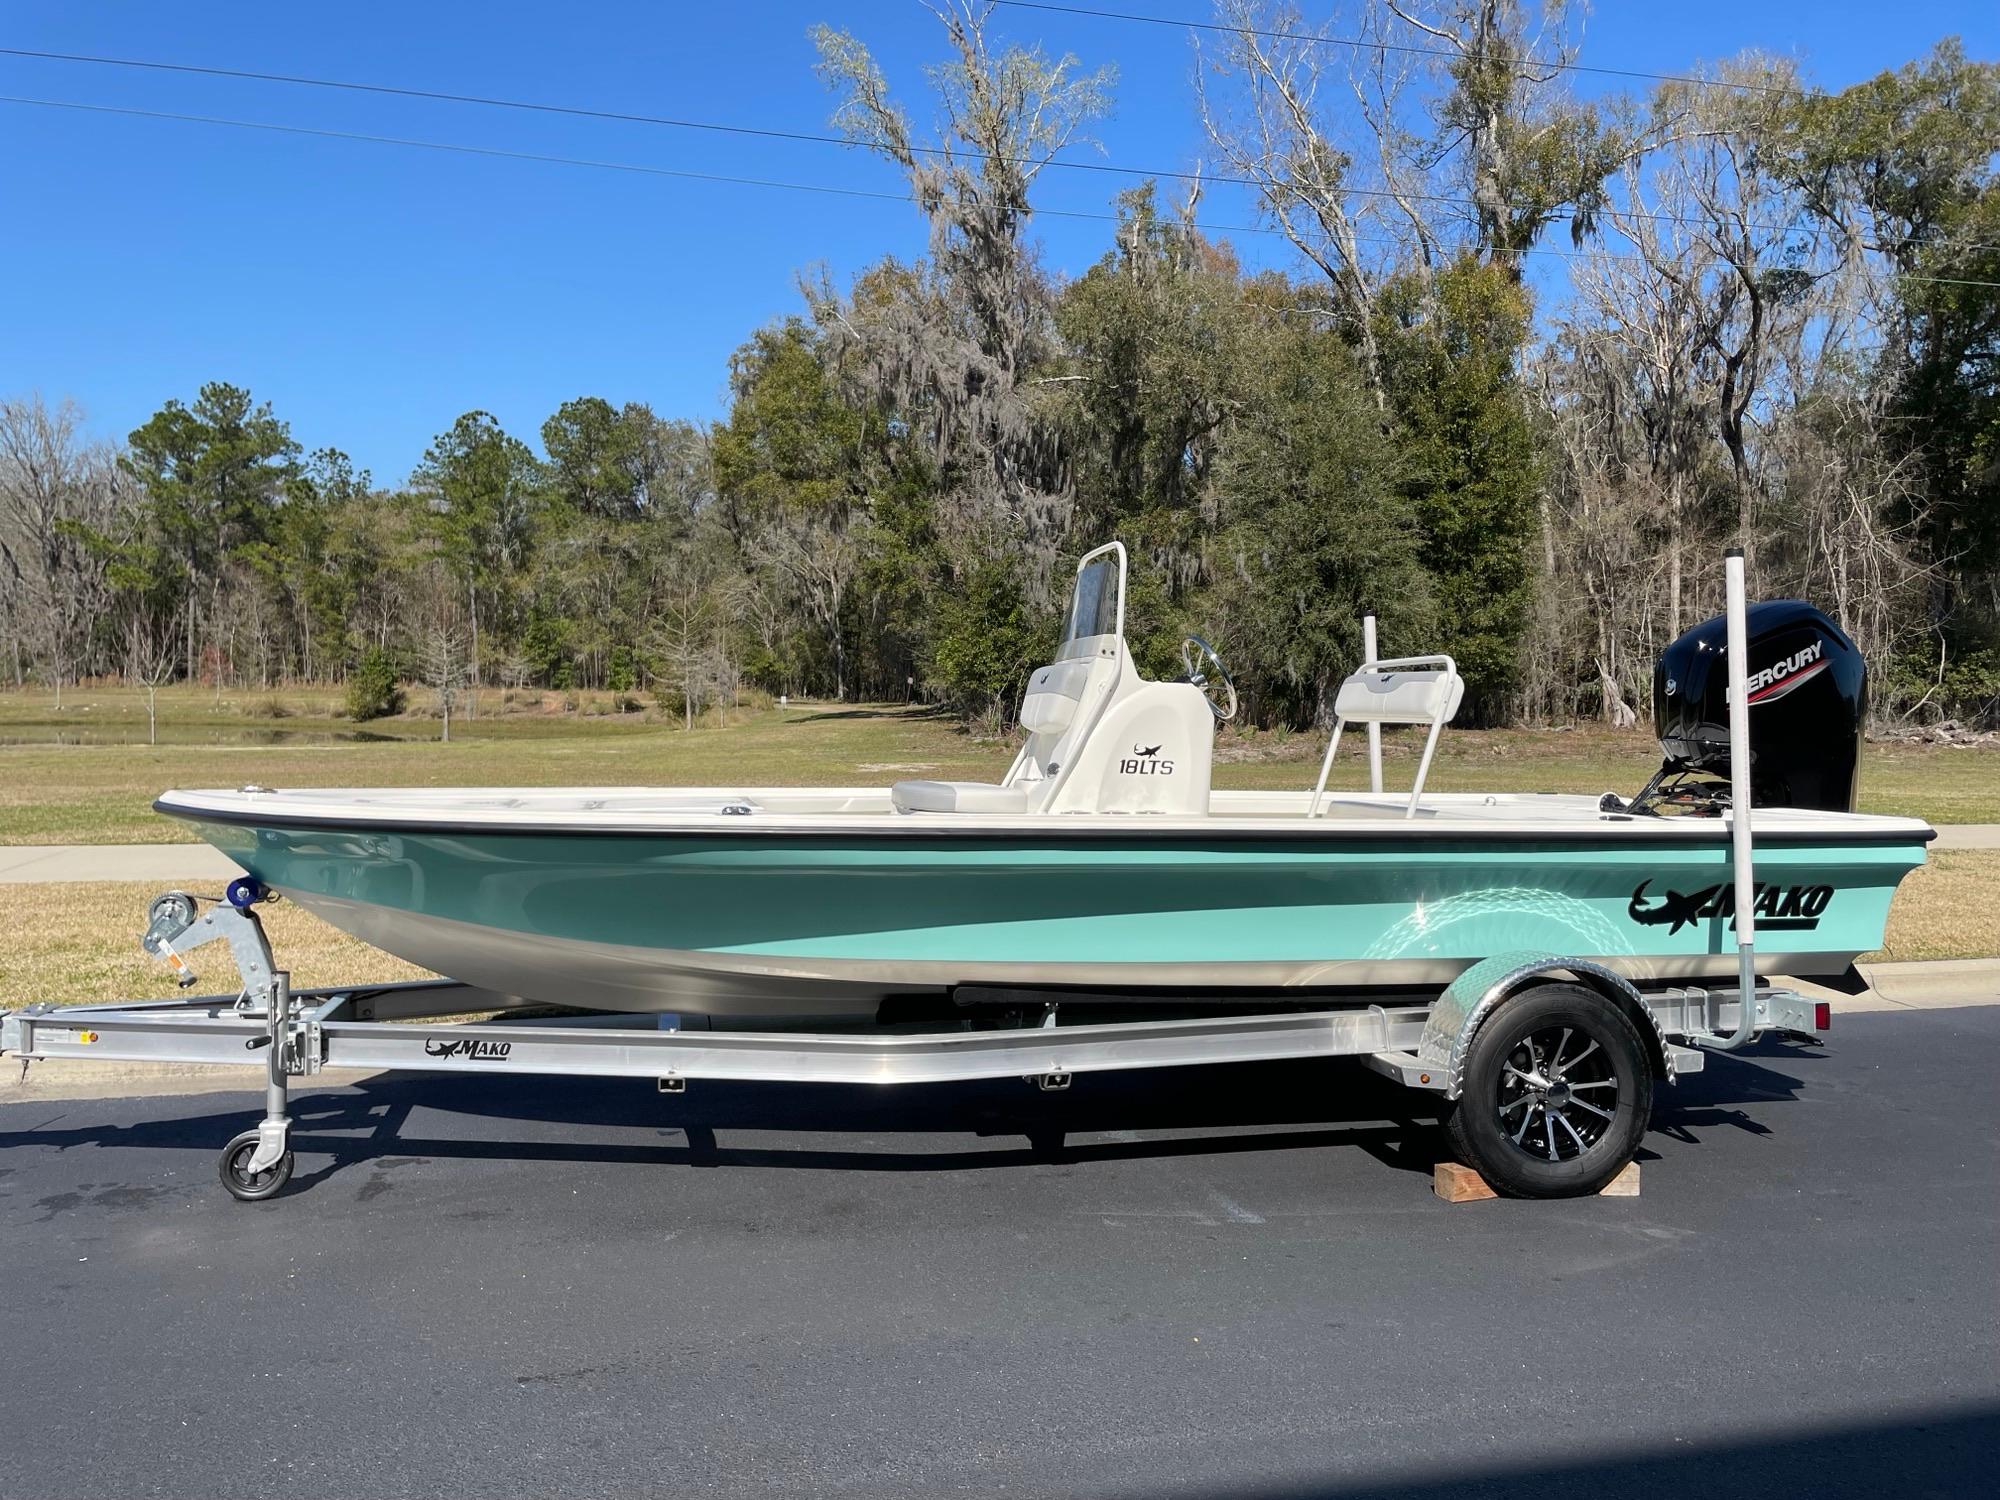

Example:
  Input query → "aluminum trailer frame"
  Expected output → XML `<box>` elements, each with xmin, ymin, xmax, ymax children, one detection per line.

<box><xmin>0</xmin><ymin>891</ymin><xmax>1829</xmax><ymax>1202</ymax></box>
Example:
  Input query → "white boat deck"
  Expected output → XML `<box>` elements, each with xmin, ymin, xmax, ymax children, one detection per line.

<box><xmin>153</xmin><ymin>784</ymin><xmax>1935</xmax><ymax>844</ymax></box>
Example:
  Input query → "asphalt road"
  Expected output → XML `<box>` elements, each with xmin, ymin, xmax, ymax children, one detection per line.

<box><xmin>2</xmin><ymin>1006</ymin><xmax>1996</xmax><ymax>1500</ymax></box>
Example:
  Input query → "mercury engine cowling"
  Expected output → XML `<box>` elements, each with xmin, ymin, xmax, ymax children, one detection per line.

<box><xmin>1633</xmin><ymin>600</ymin><xmax>1866</xmax><ymax>814</ymax></box>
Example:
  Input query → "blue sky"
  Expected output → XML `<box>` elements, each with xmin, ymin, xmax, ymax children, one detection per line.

<box><xmin>3</xmin><ymin>2</ymin><xmax>1994</xmax><ymax>483</ymax></box>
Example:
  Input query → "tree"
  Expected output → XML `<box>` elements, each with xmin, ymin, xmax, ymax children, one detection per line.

<box><xmin>1196</xmin><ymin>1</ymin><xmax>1631</xmax><ymax>400</ymax></box>
<box><xmin>712</xmin><ymin>320</ymin><xmax>871</xmax><ymax>698</ymax></box>
<box><xmin>419</xmin><ymin>589</ymin><xmax>470</xmax><ymax>742</ymax></box>
<box><xmin>542</xmin><ymin>396</ymin><xmax>652</xmax><ymax>520</ymax></box>
<box><xmin>1768</xmin><ymin>40</ymin><xmax>2000</xmax><ymax>703</ymax></box>
<box><xmin>1383</xmin><ymin>1</ymin><xmax>1630</xmax><ymax>273</ymax></box>
<box><xmin>0</xmin><ymin>395</ymin><xmax>123</xmax><ymax>704</ymax></box>
<box><xmin>1532</xmin><ymin>54</ymin><xmax>1943</xmax><ymax>724</ymax></box>
<box><xmin>1379</xmin><ymin>256</ymin><xmax>1541</xmax><ymax>719</ymax></box>
<box><xmin>1207</xmin><ymin>286</ymin><xmax>1428</xmax><ymax>725</ymax></box>
<box><xmin>125</xmin><ymin>601</ymin><xmax>179</xmax><ymax>746</ymax></box>
<box><xmin>122</xmin><ymin>382</ymin><xmax>300</xmax><ymax>682</ymax></box>
<box><xmin>344</xmin><ymin>646</ymin><xmax>402</xmax><ymax>721</ymax></box>
<box><xmin>412</xmin><ymin>411</ymin><xmax>545</xmax><ymax>711</ymax></box>
<box><xmin>1196</xmin><ymin>0</ymin><xmax>1395</xmax><ymax>398</ymax></box>
<box><xmin>755</xmin><ymin>509</ymin><xmax>863</xmax><ymax>701</ymax></box>
<box><xmin>644</xmin><ymin>530</ymin><xmax>735</xmax><ymax>730</ymax></box>
<box><xmin>811</xmin><ymin>1</ymin><xmax>1113</xmax><ymax>599</ymax></box>
<box><xmin>1056</xmin><ymin>187</ymin><xmax>1248</xmax><ymax>590</ymax></box>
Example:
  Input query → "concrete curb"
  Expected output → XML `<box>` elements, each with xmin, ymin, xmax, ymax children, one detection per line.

<box><xmin>1851</xmin><ymin>958</ymin><xmax>2000</xmax><ymax>1008</ymax></box>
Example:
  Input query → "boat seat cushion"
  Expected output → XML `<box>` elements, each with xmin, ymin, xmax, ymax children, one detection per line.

<box><xmin>1334</xmin><ymin>667</ymin><xmax>1464</xmax><ymax>725</ymax></box>
<box><xmin>1018</xmin><ymin>659</ymin><xmax>1093</xmax><ymax>735</ymax></box>
<box><xmin>890</xmin><ymin>779</ymin><xmax>1032</xmax><ymax>815</ymax></box>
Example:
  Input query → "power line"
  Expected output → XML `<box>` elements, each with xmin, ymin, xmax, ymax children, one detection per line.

<box><xmin>0</xmin><ymin>93</ymin><xmax>1565</xmax><ymax>258</ymax></box>
<box><xmin>7</xmin><ymin>94</ymin><xmax>1994</xmax><ymax>291</ymax></box>
<box><xmin>0</xmin><ymin>41</ymin><xmax>1522</xmax><ymax>219</ymax></box>
<box><xmin>0</xmin><ymin>42</ymin><xmax>1889</xmax><ymax>246</ymax></box>
<box><xmin>0</xmin><ymin>95</ymin><xmax>922</xmax><ymax>206</ymax></box>
<box><xmin>998</xmin><ymin>5</ymin><xmax>2000</xmax><ymax>261</ymax></box>
<box><xmin>993</xmin><ymin>0</ymin><xmax>1802</xmax><ymax>95</ymax></box>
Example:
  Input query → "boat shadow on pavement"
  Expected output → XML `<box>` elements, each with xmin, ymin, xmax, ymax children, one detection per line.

<box><xmin>1</xmin><ymin>1037</ymin><xmax>1821</xmax><ymax>1200</ymax></box>
<box><xmin>1210</xmin><ymin>1404</ymin><xmax>2000</xmax><ymax>1500</ymax></box>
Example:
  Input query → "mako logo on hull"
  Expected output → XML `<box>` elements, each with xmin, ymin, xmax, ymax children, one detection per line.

<box><xmin>1627</xmin><ymin>879</ymin><xmax>1833</xmax><ymax>934</ymax></box>
<box><xmin>1120</xmin><ymin>743</ymin><xmax>1174</xmax><ymax>776</ymax></box>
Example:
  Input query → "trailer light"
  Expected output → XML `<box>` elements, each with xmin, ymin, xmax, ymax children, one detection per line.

<box><xmin>1814</xmin><ymin>1001</ymin><xmax>1831</xmax><ymax>1032</ymax></box>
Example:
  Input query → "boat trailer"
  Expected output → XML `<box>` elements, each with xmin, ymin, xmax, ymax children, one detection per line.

<box><xmin>1</xmin><ymin>886</ymin><xmax>1828</xmax><ymax>1201</ymax></box>
<box><xmin>1</xmin><ymin>553</ymin><xmax>1833</xmax><ymax>1201</ymax></box>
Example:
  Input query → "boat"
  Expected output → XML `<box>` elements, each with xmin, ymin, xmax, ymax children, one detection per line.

<box><xmin>154</xmin><ymin>543</ymin><xmax>1933</xmax><ymax>1024</ymax></box>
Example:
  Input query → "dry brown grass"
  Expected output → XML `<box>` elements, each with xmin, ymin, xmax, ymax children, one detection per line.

<box><xmin>6</xmin><ymin>688</ymin><xmax>1998</xmax><ymax>844</ymax></box>
<box><xmin>1863</xmin><ymin>851</ymin><xmax>2000</xmax><ymax>963</ymax></box>
<box><xmin>2</xmin><ymin>855</ymin><xmax>1991</xmax><ymax>1009</ymax></box>
<box><xmin>1</xmin><ymin>881</ymin><xmax>430</xmax><ymax>1007</ymax></box>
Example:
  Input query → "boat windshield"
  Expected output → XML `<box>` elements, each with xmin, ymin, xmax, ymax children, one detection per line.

<box><xmin>1059</xmin><ymin>553</ymin><xmax>1121</xmax><ymax>656</ymax></box>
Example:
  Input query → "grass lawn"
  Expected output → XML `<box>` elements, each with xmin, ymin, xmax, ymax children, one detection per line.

<box><xmin>1</xmin><ymin>684</ymin><xmax>1993</xmax><ymax>999</ymax></box>
<box><xmin>1</xmin><ymin>881</ymin><xmax>432</xmax><ymax>1007</ymax></box>
<box><xmin>1864</xmin><ymin>851</ymin><xmax>2000</xmax><ymax>962</ymax></box>
<box><xmin>3</xmin><ymin>684</ymin><xmax>1995</xmax><ymax>843</ymax></box>
<box><xmin>4</xmin><ymin>854</ymin><xmax>1990</xmax><ymax>1007</ymax></box>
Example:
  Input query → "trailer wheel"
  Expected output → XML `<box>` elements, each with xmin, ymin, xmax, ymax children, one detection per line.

<box><xmin>1442</xmin><ymin>983</ymin><xmax>1651</xmax><ymax>1199</ymax></box>
<box><xmin>218</xmin><ymin>1129</ymin><xmax>294</xmax><ymax>1202</ymax></box>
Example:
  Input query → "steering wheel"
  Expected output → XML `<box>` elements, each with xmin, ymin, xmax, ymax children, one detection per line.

<box><xmin>1180</xmin><ymin>635</ymin><xmax>1238</xmax><ymax>722</ymax></box>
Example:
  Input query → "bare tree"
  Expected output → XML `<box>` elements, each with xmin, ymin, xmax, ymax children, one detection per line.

<box><xmin>412</xmin><ymin>560</ymin><xmax>471</xmax><ymax>742</ymax></box>
<box><xmin>1196</xmin><ymin>1</ymin><xmax>1395</xmax><ymax>399</ymax></box>
<box><xmin>1196</xmin><ymin>2</ymin><xmax>1637</xmax><ymax>404</ymax></box>
<box><xmin>811</xmin><ymin>1</ymin><xmax>1112</xmax><ymax>594</ymax></box>
<box><xmin>125</xmin><ymin>601</ymin><xmax>180</xmax><ymax>746</ymax></box>
<box><xmin>1531</xmin><ymin>54</ymin><xmax>1934</xmax><ymax>725</ymax></box>
<box><xmin>754</xmin><ymin>512</ymin><xmax>862</xmax><ymax>702</ymax></box>
<box><xmin>645</xmin><ymin>564</ymin><xmax>725</xmax><ymax>732</ymax></box>
<box><xmin>0</xmin><ymin>395</ymin><xmax>124</xmax><ymax>706</ymax></box>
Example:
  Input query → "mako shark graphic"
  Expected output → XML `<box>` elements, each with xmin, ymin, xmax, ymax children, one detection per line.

<box><xmin>1628</xmin><ymin>879</ymin><xmax>1833</xmax><ymax>934</ymax></box>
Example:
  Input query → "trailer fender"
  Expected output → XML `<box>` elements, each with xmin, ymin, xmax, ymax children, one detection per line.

<box><xmin>1419</xmin><ymin>952</ymin><xmax>1675</xmax><ymax>1101</ymax></box>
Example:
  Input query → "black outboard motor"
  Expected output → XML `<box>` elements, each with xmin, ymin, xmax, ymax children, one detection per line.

<box><xmin>1620</xmin><ymin>600</ymin><xmax>1866</xmax><ymax>815</ymax></box>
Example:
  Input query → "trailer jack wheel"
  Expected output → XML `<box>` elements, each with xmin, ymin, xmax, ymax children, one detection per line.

<box><xmin>219</xmin><ymin>1128</ymin><xmax>295</xmax><ymax>1202</ymax></box>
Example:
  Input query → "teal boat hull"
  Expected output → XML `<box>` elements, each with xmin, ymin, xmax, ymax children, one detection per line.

<box><xmin>174</xmin><ymin>815</ymin><xmax>1927</xmax><ymax>1019</ymax></box>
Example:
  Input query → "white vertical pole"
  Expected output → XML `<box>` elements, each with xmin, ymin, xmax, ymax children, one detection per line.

<box><xmin>1362</xmin><ymin>612</ymin><xmax>1383</xmax><ymax>796</ymax></box>
<box><xmin>1717</xmin><ymin>547</ymin><xmax>1757</xmax><ymax>1047</ymax></box>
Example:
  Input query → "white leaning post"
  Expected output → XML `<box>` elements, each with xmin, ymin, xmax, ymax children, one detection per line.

<box><xmin>1362</xmin><ymin>612</ymin><xmax>1383</xmax><ymax>796</ymax></box>
<box><xmin>1309</xmin><ymin>655</ymin><xmax>1459</xmax><ymax>820</ymax></box>
<box><xmin>1710</xmin><ymin>546</ymin><xmax>1759</xmax><ymax>1049</ymax></box>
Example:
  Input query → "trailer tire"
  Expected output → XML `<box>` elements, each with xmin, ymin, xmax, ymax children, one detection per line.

<box><xmin>219</xmin><ymin>1129</ymin><xmax>294</xmax><ymax>1202</ymax></box>
<box><xmin>1441</xmin><ymin>982</ymin><xmax>1651</xmax><ymax>1199</ymax></box>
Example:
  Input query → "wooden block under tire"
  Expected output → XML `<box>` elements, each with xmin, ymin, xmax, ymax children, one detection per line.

<box><xmin>1433</xmin><ymin>1160</ymin><xmax>1641</xmax><ymax>1201</ymax></box>
<box><xmin>1598</xmin><ymin>1161</ymin><xmax>1642</xmax><ymax>1196</ymax></box>
<box><xmin>1434</xmin><ymin>1161</ymin><xmax>1498</xmax><ymax>1202</ymax></box>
